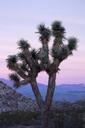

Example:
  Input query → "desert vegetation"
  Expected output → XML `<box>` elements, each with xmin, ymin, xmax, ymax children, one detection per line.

<box><xmin>6</xmin><ymin>21</ymin><xmax>77</xmax><ymax>128</ymax></box>
<box><xmin>0</xmin><ymin>101</ymin><xmax>85</xmax><ymax>128</ymax></box>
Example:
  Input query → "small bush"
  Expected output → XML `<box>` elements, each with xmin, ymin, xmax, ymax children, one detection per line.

<box><xmin>0</xmin><ymin>109</ymin><xmax>85</xmax><ymax>128</ymax></box>
<box><xmin>0</xmin><ymin>111</ymin><xmax>39</xmax><ymax>127</ymax></box>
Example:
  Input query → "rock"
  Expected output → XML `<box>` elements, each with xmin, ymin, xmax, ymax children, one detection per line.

<box><xmin>0</xmin><ymin>81</ymin><xmax>38</xmax><ymax>113</ymax></box>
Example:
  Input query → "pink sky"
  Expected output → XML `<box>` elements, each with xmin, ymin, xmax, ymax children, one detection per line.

<box><xmin>0</xmin><ymin>0</ymin><xmax>85</xmax><ymax>84</ymax></box>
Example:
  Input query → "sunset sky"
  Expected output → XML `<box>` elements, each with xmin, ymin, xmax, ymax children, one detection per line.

<box><xmin>0</xmin><ymin>0</ymin><xmax>85</xmax><ymax>84</ymax></box>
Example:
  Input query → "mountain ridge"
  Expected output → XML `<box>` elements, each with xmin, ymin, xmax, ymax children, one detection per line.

<box><xmin>0</xmin><ymin>78</ymin><xmax>85</xmax><ymax>87</ymax></box>
<box><xmin>0</xmin><ymin>78</ymin><xmax>85</xmax><ymax>102</ymax></box>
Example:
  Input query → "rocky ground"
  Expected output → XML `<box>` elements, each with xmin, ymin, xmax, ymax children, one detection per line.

<box><xmin>0</xmin><ymin>81</ymin><xmax>38</xmax><ymax>113</ymax></box>
<box><xmin>0</xmin><ymin>81</ymin><xmax>85</xmax><ymax>128</ymax></box>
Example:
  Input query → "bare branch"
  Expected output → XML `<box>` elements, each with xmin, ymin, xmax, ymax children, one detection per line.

<box><xmin>16</xmin><ymin>68</ymin><xmax>28</xmax><ymax>79</ymax></box>
<box><xmin>18</xmin><ymin>78</ymin><xmax>31</xmax><ymax>86</ymax></box>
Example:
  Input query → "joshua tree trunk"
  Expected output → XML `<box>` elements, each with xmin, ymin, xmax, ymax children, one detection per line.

<box><xmin>42</xmin><ymin>73</ymin><xmax>56</xmax><ymax>128</ymax></box>
<box><xmin>31</xmin><ymin>79</ymin><xmax>44</xmax><ymax>110</ymax></box>
<box><xmin>31</xmin><ymin>79</ymin><xmax>45</xmax><ymax>127</ymax></box>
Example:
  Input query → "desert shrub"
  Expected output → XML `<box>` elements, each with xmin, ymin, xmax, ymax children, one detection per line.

<box><xmin>0</xmin><ymin>108</ymin><xmax>85</xmax><ymax>128</ymax></box>
<box><xmin>0</xmin><ymin>111</ymin><xmax>39</xmax><ymax>127</ymax></box>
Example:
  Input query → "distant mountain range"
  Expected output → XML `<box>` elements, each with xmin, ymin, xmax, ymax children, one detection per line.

<box><xmin>0</xmin><ymin>78</ymin><xmax>85</xmax><ymax>102</ymax></box>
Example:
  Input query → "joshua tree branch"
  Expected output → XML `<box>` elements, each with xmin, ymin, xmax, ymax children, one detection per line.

<box><xmin>60</xmin><ymin>49</ymin><xmax>72</xmax><ymax>62</ymax></box>
<box><xmin>19</xmin><ymin>78</ymin><xmax>31</xmax><ymax>85</ymax></box>
<box><xmin>23</xmin><ymin>50</ymin><xmax>36</xmax><ymax>70</ymax></box>
<box><xmin>16</xmin><ymin>68</ymin><xmax>28</xmax><ymax>79</ymax></box>
<box><xmin>47</xmin><ymin>59</ymin><xmax>60</xmax><ymax>74</ymax></box>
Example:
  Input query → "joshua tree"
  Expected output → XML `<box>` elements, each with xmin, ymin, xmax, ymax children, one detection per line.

<box><xmin>7</xmin><ymin>21</ymin><xmax>77</xmax><ymax>128</ymax></box>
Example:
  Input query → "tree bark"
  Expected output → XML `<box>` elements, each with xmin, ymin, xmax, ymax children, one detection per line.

<box><xmin>31</xmin><ymin>80</ymin><xmax>44</xmax><ymax>110</ymax></box>
<box><xmin>42</xmin><ymin>73</ymin><xmax>56</xmax><ymax>128</ymax></box>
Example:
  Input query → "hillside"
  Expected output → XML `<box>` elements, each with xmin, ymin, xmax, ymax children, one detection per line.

<box><xmin>0</xmin><ymin>80</ymin><xmax>85</xmax><ymax>128</ymax></box>
<box><xmin>0</xmin><ymin>81</ymin><xmax>37</xmax><ymax>113</ymax></box>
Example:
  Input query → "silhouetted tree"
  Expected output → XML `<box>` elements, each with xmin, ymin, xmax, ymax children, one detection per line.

<box><xmin>7</xmin><ymin>21</ymin><xmax>77</xmax><ymax>128</ymax></box>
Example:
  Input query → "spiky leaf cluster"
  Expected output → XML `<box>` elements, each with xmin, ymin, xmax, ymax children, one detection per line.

<box><xmin>52</xmin><ymin>45</ymin><xmax>69</xmax><ymax>61</ymax></box>
<box><xmin>51</xmin><ymin>21</ymin><xmax>65</xmax><ymax>38</ymax></box>
<box><xmin>68</xmin><ymin>37</ymin><xmax>77</xmax><ymax>50</ymax></box>
<box><xmin>38</xmin><ymin>24</ymin><xmax>51</xmax><ymax>42</ymax></box>
<box><xmin>7</xmin><ymin>55</ymin><xmax>17</xmax><ymax>70</ymax></box>
<box><xmin>59</xmin><ymin>46</ymin><xmax>69</xmax><ymax>60</ymax></box>
<box><xmin>18</xmin><ymin>52</ymin><xmax>26</xmax><ymax>61</ymax></box>
<box><xmin>9</xmin><ymin>73</ymin><xmax>20</xmax><ymax>87</ymax></box>
<box><xmin>31</xmin><ymin>49</ymin><xmax>38</xmax><ymax>60</ymax></box>
<box><xmin>18</xmin><ymin>39</ymin><xmax>30</xmax><ymax>50</ymax></box>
